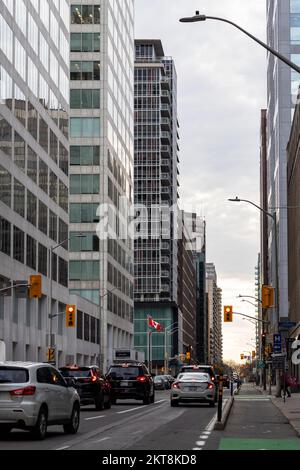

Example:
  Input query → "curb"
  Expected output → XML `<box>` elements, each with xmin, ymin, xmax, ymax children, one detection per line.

<box><xmin>214</xmin><ymin>396</ymin><xmax>234</xmax><ymax>431</ymax></box>
<box><xmin>271</xmin><ymin>397</ymin><xmax>300</xmax><ymax>438</ymax></box>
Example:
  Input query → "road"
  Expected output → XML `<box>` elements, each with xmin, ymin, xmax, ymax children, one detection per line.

<box><xmin>0</xmin><ymin>390</ymin><xmax>231</xmax><ymax>450</ymax></box>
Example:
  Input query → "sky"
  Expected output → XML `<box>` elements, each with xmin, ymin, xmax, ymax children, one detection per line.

<box><xmin>135</xmin><ymin>0</ymin><xmax>267</xmax><ymax>362</ymax></box>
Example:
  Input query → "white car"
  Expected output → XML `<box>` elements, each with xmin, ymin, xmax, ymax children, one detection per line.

<box><xmin>0</xmin><ymin>362</ymin><xmax>80</xmax><ymax>439</ymax></box>
<box><xmin>170</xmin><ymin>372</ymin><xmax>215</xmax><ymax>407</ymax></box>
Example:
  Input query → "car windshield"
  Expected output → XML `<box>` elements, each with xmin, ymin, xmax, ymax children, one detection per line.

<box><xmin>0</xmin><ymin>367</ymin><xmax>29</xmax><ymax>384</ymax></box>
<box><xmin>108</xmin><ymin>366</ymin><xmax>141</xmax><ymax>380</ymax></box>
<box><xmin>154</xmin><ymin>377</ymin><xmax>163</xmax><ymax>382</ymax></box>
<box><xmin>177</xmin><ymin>373</ymin><xmax>210</xmax><ymax>382</ymax></box>
<box><xmin>60</xmin><ymin>369</ymin><xmax>91</xmax><ymax>378</ymax></box>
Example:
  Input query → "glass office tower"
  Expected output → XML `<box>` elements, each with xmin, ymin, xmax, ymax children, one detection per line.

<box><xmin>69</xmin><ymin>0</ymin><xmax>135</xmax><ymax>370</ymax></box>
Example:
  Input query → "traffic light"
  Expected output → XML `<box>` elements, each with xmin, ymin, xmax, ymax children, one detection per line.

<box><xmin>66</xmin><ymin>305</ymin><xmax>76</xmax><ymax>328</ymax></box>
<box><xmin>47</xmin><ymin>347</ymin><xmax>55</xmax><ymax>362</ymax></box>
<box><xmin>252</xmin><ymin>351</ymin><xmax>256</xmax><ymax>358</ymax></box>
<box><xmin>28</xmin><ymin>275</ymin><xmax>42</xmax><ymax>299</ymax></box>
<box><xmin>186</xmin><ymin>351</ymin><xmax>191</xmax><ymax>360</ymax></box>
<box><xmin>224</xmin><ymin>306</ymin><xmax>233</xmax><ymax>322</ymax></box>
<box><xmin>240</xmin><ymin>354</ymin><xmax>244</xmax><ymax>360</ymax></box>
<box><xmin>261</xmin><ymin>285</ymin><xmax>275</xmax><ymax>309</ymax></box>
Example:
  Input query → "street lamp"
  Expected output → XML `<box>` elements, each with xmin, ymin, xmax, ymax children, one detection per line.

<box><xmin>237</xmin><ymin>294</ymin><xmax>262</xmax><ymax>305</ymax></box>
<box><xmin>229</xmin><ymin>197</ymin><xmax>279</xmax><ymax>329</ymax></box>
<box><xmin>241</xmin><ymin>299</ymin><xmax>258</xmax><ymax>309</ymax></box>
<box><xmin>179</xmin><ymin>12</ymin><xmax>300</xmax><ymax>75</ymax></box>
<box><xmin>48</xmin><ymin>233</ymin><xmax>86</xmax><ymax>364</ymax></box>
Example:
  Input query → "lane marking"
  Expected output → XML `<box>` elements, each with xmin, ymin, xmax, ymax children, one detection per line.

<box><xmin>155</xmin><ymin>399</ymin><xmax>167</xmax><ymax>405</ymax></box>
<box><xmin>196</xmin><ymin>441</ymin><xmax>206</xmax><ymax>446</ymax></box>
<box><xmin>202</xmin><ymin>431</ymin><xmax>211</xmax><ymax>435</ymax></box>
<box><xmin>192</xmin><ymin>448</ymin><xmax>202</xmax><ymax>450</ymax></box>
<box><xmin>199</xmin><ymin>435</ymin><xmax>209</xmax><ymax>440</ymax></box>
<box><xmin>117</xmin><ymin>406</ymin><xmax>147</xmax><ymax>414</ymax></box>
<box><xmin>56</xmin><ymin>446</ymin><xmax>70</xmax><ymax>451</ymax></box>
<box><xmin>85</xmin><ymin>415</ymin><xmax>105</xmax><ymax>421</ymax></box>
<box><xmin>93</xmin><ymin>437</ymin><xmax>111</xmax><ymax>443</ymax></box>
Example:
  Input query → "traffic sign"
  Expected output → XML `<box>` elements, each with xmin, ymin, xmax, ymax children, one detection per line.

<box><xmin>273</xmin><ymin>333</ymin><xmax>282</xmax><ymax>354</ymax></box>
<box><xmin>279</xmin><ymin>321</ymin><xmax>297</xmax><ymax>329</ymax></box>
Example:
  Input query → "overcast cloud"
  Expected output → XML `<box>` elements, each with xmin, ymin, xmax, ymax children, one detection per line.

<box><xmin>135</xmin><ymin>0</ymin><xmax>266</xmax><ymax>362</ymax></box>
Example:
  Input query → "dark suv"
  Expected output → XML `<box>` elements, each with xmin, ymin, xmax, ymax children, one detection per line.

<box><xmin>60</xmin><ymin>365</ymin><xmax>111</xmax><ymax>411</ymax></box>
<box><xmin>106</xmin><ymin>361</ymin><xmax>155</xmax><ymax>405</ymax></box>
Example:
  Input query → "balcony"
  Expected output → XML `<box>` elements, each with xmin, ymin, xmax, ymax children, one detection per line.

<box><xmin>161</xmin><ymin>131</ymin><xmax>171</xmax><ymax>144</ymax></box>
<box><xmin>161</xmin><ymin>271</ymin><xmax>170</xmax><ymax>277</ymax></box>
<box><xmin>161</xmin><ymin>117</ymin><xmax>171</xmax><ymax>130</ymax></box>
<box><xmin>161</xmin><ymin>90</ymin><xmax>171</xmax><ymax>103</ymax></box>
<box><xmin>161</xmin><ymin>158</ymin><xmax>170</xmax><ymax>167</ymax></box>
<box><xmin>161</xmin><ymin>187</ymin><xmax>170</xmax><ymax>198</ymax></box>
<box><xmin>161</xmin><ymin>104</ymin><xmax>171</xmax><ymax>117</ymax></box>
<box><xmin>161</xmin><ymin>257</ymin><xmax>170</xmax><ymax>264</ymax></box>
<box><xmin>161</xmin><ymin>145</ymin><xmax>171</xmax><ymax>155</ymax></box>
<box><xmin>161</xmin><ymin>173</ymin><xmax>171</xmax><ymax>185</ymax></box>
<box><xmin>161</xmin><ymin>242</ymin><xmax>170</xmax><ymax>250</ymax></box>
<box><xmin>161</xmin><ymin>284</ymin><xmax>170</xmax><ymax>292</ymax></box>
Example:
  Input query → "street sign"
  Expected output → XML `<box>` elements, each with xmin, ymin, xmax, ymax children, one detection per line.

<box><xmin>257</xmin><ymin>360</ymin><xmax>265</xmax><ymax>369</ymax></box>
<box><xmin>273</xmin><ymin>333</ymin><xmax>282</xmax><ymax>354</ymax></box>
<box><xmin>279</xmin><ymin>321</ymin><xmax>297</xmax><ymax>329</ymax></box>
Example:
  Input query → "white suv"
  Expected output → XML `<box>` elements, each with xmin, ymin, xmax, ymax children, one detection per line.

<box><xmin>0</xmin><ymin>362</ymin><xmax>80</xmax><ymax>440</ymax></box>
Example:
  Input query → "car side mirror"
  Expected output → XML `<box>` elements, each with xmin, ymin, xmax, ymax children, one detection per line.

<box><xmin>65</xmin><ymin>377</ymin><xmax>76</xmax><ymax>388</ymax></box>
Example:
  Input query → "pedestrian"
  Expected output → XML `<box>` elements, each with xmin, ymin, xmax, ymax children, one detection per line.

<box><xmin>280</xmin><ymin>372</ymin><xmax>292</xmax><ymax>398</ymax></box>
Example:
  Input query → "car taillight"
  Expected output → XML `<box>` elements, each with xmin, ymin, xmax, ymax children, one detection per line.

<box><xmin>10</xmin><ymin>386</ymin><xmax>36</xmax><ymax>396</ymax></box>
<box><xmin>172</xmin><ymin>382</ymin><xmax>180</xmax><ymax>389</ymax></box>
<box><xmin>91</xmin><ymin>372</ymin><xmax>98</xmax><ymax>382</ymax></box>
<box><xmin>211</xmin><ymin>377</ymin><xmax>215</xmax><ymax>381</ymax></box>
<box><xmin>208</xmin><ymin>383</ymin><xmax>213</xmax><ymax>390</ymax></box>
<box><xmin>137</xmin><ymin>376</ymin><xmax>147</xmax><ymax>382</ymax></box>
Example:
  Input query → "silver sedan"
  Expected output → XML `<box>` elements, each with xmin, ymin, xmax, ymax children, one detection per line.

<box><xmin>170</xmin><ymin>372</ymin><xmax>215</xmax><ymax>407</ymax></box>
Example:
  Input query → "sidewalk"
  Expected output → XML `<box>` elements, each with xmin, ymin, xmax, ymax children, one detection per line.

<box><xmin>206</xmin><ymin>383</ymin><xmax>300</xmax><ymax>450</ymax></box>
<box><xmin>257</xmin><ymin>384</ymin><xmax>300</xmax><ymax>437</ymax></box>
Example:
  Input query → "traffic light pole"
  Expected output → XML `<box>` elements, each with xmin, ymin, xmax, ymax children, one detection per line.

<box><xmin>233</xmin><ymin>311</ymin><xmax>270</xmax><ymax>325</ymax></box>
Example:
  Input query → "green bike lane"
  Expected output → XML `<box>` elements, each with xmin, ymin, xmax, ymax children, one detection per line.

<box><xmin>205</xmin><ymin>384</ymin><xmax>300</xmax><ymax>451</ymax></box>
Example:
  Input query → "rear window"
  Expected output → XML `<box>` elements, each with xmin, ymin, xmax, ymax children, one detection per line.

<box><xmin>181</xmin><ymin>366</ymin><xmax>213</xmax><ymax>375</ymax></box>
<box><xmin>108</xmin><ymin>366</ymin><xmax>141</xmax><ymax>379</ymax></box>
<box><xmin>60</xmin><ymin>369</ymin><xmax>91</xmax><ymax>378</ymax></box>
<box><xmin>178</xmin><ymin>373</ymin><xmax>209</xmax><ymax>382</ymax></box>
<box><xmin>0</xmin><ymin>367</ymin><xmax>29</xmax><ymax>384</ymax></box>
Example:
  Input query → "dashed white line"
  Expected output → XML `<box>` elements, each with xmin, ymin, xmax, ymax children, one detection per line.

<box><xmin>155</xmin><ymin>399</ymin><xmax>166</xmax><ymax>404</ymax></box>
<box><xmin>199</xmin><ymin>435</ymin><xmax>209</xmax><ymax>440</ymax></box>
<box><xmin>93</xmin><ymin>437</ymin><xmax>111</xmax><ymax>443</ymax></box>
<box><xmin>56</xmin><ymin>446</ymin><xmax>70</xmax><ymax>450</ymax></box>
<box><xmin>196</xmin><ymin>441</ymin><xmax>206</xmax><ymax>446</ymax></box>
<box><xmin>85</xmin><ymin>415</ymin><xmax>105</xmax><ymax>421</ymax></box>
<box><xmin>117</xmin><ymin>406</ymin><xmax>147</xmax><ymax>414</ymax></box>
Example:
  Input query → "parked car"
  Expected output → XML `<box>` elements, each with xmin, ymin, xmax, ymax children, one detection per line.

<box><xmin>179</xmin><ymin>365</ymin><xmax>218</xmax><ymax>401</ymax></box>
<box><xmin>59</xmin><ymin>365</ymin><xmax>111</xmax><ymax>411</ymax></box>
<box><xmin>155</xmin><ymin>375</ymin><xmax>170</xmax><ymax>389</ymax></box>
<box><xmin>170</xmin><ymin>372</ymin><xmax>215</xmax><ymax>407</ymax></box>
<box><xmin>0</xmin><ymin>362</ymin><xmax>80</xmax><ymax>440</ymax></box>
<box><xmin>154</xmin><ymin>376</ymin><xmax>165</xmax><ymax>390</ymax></box>
<box><xmin>106</xmin><ymin>361</ymin><xmax>155</xmax><ymax>404</ymax></box>
<box><xmin>222</xmin><ymin>374</ymin><xmax>230</xmax><ymax>389</ymax></box>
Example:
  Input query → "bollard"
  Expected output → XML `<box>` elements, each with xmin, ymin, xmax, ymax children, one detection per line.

<box><xmin>217</xmin><ymin>374</ymin><xmax>223</xmax><ymax>422</ymax></box>
<box><xmin>230</xmin><ymin>380</ymin><xmax>233</xmax><ymax>396</ymax></box>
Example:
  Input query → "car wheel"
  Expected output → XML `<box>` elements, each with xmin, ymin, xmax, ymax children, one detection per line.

<box><xmin>104</xmin><ymin>398</ymin><xmax>111</xmax><ymax>409</ymax></box>
<box><xmin>95</xmin><ymin>394</ymin><xmax>105</xmax><ymax>411</ymax></box>
<box><xmin>64</xmin><ymin>404</ymin><xmax>80</xmax><ymax>434</ymax></box>
<box><xmin>0</xmin><ymin>425</ymin><xmax>12</xmax><ymax>437</ymax></box>
<box><xmin>31</xmin><ymin>406</ymin><xmax>48</xmax><ymax>440</ymax></box>
<box><xmin>143</xmin><ymin>394</ymin><xmax>151</xmax><ymax>405</ymax></box>
<box><xmin>111</xmin><ymin>397</ymin><xmax>117</xmax><ymax>405</ymax></box>
<box><xmin>170</xmin><ymin>400</ymin><xmax>179</xmax><ymax>407</ymax></box>
<box><xmin>209</xmin><ymin>401</ymin><xmax>215</xmax><ymax>407</ymax></box>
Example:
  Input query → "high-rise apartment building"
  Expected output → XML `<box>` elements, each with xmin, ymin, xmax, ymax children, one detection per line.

<box><xmin>69</xmin><ymin>1</ymin><xmax>135</xmax><ymax>370</ymax></box>
<box><xmin>0</xmin><ymin>0</ymin><xmax>101</xmax><ymax>365</ymax></box>
<box><xmin>266</xmin><ymin>0</ymin><xmax>300</xmax><ymax>326</ymax></box>
<box><xmin>134</xmin><ymin>40</ymin><xmax>180</xmax><ymax>365</ymax></box>
<box><xmin>206</xmin><ymin>263</ymin><xmax>223</xmax><ymax>365</ymax></box>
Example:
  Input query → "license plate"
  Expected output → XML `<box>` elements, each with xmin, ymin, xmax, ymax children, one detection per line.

<box><xmin>189</xmin><ymin>387</ymin><xmax>197</xmax><ymax>391</ymax></box>
<box><xmin>120</xmin><ymin>381</ymin><xmax>129</xmax><ymax>387</ymax></box>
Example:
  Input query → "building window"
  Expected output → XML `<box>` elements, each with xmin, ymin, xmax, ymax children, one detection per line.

<box><xmin>91</xmin><ymin>317</ymin><xmax>96</xmax><ymax>343</ymax></box>
<box><xmin>59</xmin><ymin>181</ymin><xmax>68</xmax><ymax>213</ymax></box>
<box><xmin>0</xmin><ymin>114</ymin><xmax>12</xmax><ymax>157</ymax></box>
<box><xmin>59</xmin><ymin>143</ymin><xmax>69</xmax><ymax>176</ymax></box>
<box><xmin>39</xmin><ymin>117</ymin><xmax>48</xmax><ymax>153</ymax></box>
<box><xmin>70</xmin><ymin>61</ymin><xmax>100</xmax><ymax>80</ymax></box>
<box><xmin>52</xmin><ymin>252</ymin><xmax>57</xmax><ymax>282</ymax></box>
<box><xmin>69</xmin><ymin>261</ymin><xmax>100</xmax><ymax>281</ymax></box>
<box><xmin>26</xmin><ymin>235</ymin><xmax>36</xmax><ymax>270</ymax></box>
<box><xmin>27</xmin><ymin>146</ymin><xmax>37</xmax><ymax>183</ymax></box>
<box><xmin>14</xmin><ymin>178</ymin><xmax>25</xmax><ymax>217</ymax></box>
<box><xmin>0</xmin><ymin>216</ymin><xmax>11</xmax><ymax>256</ymax></box>
<box><xmin>59</xmin><ymin>219</ymin><xmax>68</xmax><ymax>248</ymax></box>
<box><xmin>27</xmin><ymin>102</ymin><xmax>38</xmax><ymax>140</ymax></box>
<box><xmin>13</xmin><ymin>226</ymin><xmax>24</xmax><ymax>263</ymax></box>
<box><xmin>38</xmin><ymin>243</ymin><xmax>47</xmax><ymax>276</ymax></box>
<box><xmin>84</xmin><ymin>313</ymin><xmax>90</xmax><ymax>342</ymax></box>
<box><xmin>58</xmin><ymin>257</ymin><xmax>68</xmax><ymax>287</ymax></box>
<box><xmin>49</xmin><ymin>171</ymin><xmax>58</xmax><ymax>203</ymax></box>
<box><xmin>70</xmin><ymin>117</ymin><xmax>100</xmax><ymax>138</ymax></box>
<box><xmin>70</xmin><ymin>289</ymin><xmax>99</xmax><ymax>305</ymax></box>
<box><xmin>27</xmin><ymin>190</ymin><xmax>37</xmax><ymax>227</ymax></box>
<box><xmin>70</xmin><ymin>146</ymin><xmax>100</xmax><ymax>166</ymax></box>
<box><xmin>70</xmin><ymin>33</ymin><xmax>100</xmax><ymax>52</ymax></box>
<box><xmin>49</xmin><ymin>210</ymin><xmax>58</xmax><ymax>242</ymax></box>
<box><xmin>0</xmin><ymin>165</ymin><xmax>11</xmax><ymax>207</ymax></box>
<box><xmin>14</xmin><ymin>132</ymin><xmax>25</xmax><ymax>172</ymax></box>
<box><xmin>70</xmin><ymin>203</ymin><xmax>99</xmax><ymax>223</ymax></box>
<box><xmin>70</xmin><ymin>174</ymin><xmax>99</xmax><ymax>194</ymax></box>
<box><xmin>70</xmin><ymin>89</ymin><xmax>100</xmax><ymax>109</ymax></box>
<box><xmin>71</xmin><ymin>5</ymin><xmax>100</xmax><ymax>25</ymax></box>
<box><xmin>70</xmin><ymin>232</ymin><xmax>99</xmax><ymax>252</ymax></box>
<box><xmin>77</xmin><ymin>310</ymin><xmax>83</xmax><ymax>340</ymax></box>
<box><xmin>38</xmin><ymin>200</ymin><xmax>48</xmax><ymax>236</ymax></box>
<box><xmin>39</xmin><ymin>159</ymin><xmax>48</xmax><ymax>194</ymax></box>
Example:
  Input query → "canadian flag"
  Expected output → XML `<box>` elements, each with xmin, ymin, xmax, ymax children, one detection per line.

<box><xmin>148</xmin><ymin>316</ymin><xmax>163</xmax><ymax>331</ymax></box>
